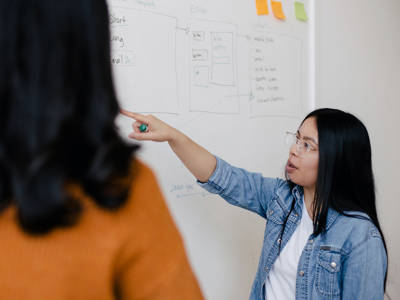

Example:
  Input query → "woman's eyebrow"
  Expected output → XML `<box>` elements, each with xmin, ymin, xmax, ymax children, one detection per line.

<box><xmin>296</xmin><ymin>130</ymin><xmax>318</xmax><ymax>145</ymax></box>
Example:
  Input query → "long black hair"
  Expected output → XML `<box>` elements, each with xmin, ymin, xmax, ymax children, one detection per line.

<box><xmin>281</xmin><ymin>108</ymin><xmax>388</xmax><ymax>289</ymax></box>
<box><xmin>306</xmin><ymin>109</ymin><xmax>385</xmax><ymax>237</ymax></box>
<box><xmin>0</xmin><ymin>0</ymin><xmax>139</xmax><ymax>234</ymax></box>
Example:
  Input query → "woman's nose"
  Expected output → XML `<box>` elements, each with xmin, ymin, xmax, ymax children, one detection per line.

<box><xmin>290</xmin><ymin>143</ymin><xmax>299</xmax><ymax>157</ymax></box>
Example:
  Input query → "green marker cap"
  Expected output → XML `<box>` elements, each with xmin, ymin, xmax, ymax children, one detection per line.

<box><xmin>139</xmin><ymin>124</ymin><xmax>148</xmax><ymax>133</ymax></box>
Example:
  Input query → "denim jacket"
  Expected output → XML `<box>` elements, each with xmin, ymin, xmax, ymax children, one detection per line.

<box><xmin>198</xmin><ymin>157</ymin><xmax>387</xmax><ymax>300</ymax></box>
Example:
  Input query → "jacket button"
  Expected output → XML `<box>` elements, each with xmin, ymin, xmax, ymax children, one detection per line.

<box><xmin>299</xmin><ymin>270</ymin><xmax>304</xmax><ymax>276</ymax></box>
<box><xmin>277</xmin><ymin>239</ymin><xmax>282</xmax><ymax>244</ymax></box>
<box><xmin>265</xmin><ymin>266</ymin><xmax>269</xmax><ymax>271</ymax></box>
<box><xmin>330</xmin><ymin>262</ymin><xmax>337</xmax><ymax>268</ymax></box>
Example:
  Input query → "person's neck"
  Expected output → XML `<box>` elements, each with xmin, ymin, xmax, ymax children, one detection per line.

<box><xmin>303</xmin><ymin>186</ymin><xmax>315</xmax><ymax>219</ymax></box>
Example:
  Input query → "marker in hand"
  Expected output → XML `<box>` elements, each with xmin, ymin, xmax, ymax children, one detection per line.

<box><xmin>120</xmin><ymin>109</ymin><xmax>175</xmax><ymax>142</ymax></box>
<box><xmin>139</xmin><ymin>123</ymin><xmax>148</xmax><ymax>133</ymax></box>
<box><xmin>120</xmin><ymin>109</ymin><xmax>149</xmax><ymax>137</ymax></box>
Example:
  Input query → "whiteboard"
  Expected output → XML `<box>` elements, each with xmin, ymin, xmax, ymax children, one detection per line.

<box><xmin>109</xmin><ymin>0</ymin><xmax>314</xmax><ymax>298</ymax></box>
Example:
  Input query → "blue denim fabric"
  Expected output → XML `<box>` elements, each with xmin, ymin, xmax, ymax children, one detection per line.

<box><xmin>198</xmin><ymin>157</ymin><xmax>387</xmax><ymax>300</ymax></box>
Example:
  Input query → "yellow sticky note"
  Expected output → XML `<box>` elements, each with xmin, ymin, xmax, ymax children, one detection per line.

<box><xmin>295</xmin><ymin>1</ymin><xmax>308</xmax><ymax>21</ymax></box>
<box><xmin>271</xmin><ymin>1</ymin><xmax>286</xmax><ymax>20</ymax></box>
<box><xmin>256</xmin><ymin>0</ymin><xmax>269</xmax><ymax>15</ymax></box>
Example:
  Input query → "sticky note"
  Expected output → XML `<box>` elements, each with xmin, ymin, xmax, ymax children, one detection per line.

<box><xmin>255</xmin><ymin>0</ymin><xmax>269</xmax><ymax>15</ymax></box>
<box><xmin>295</xmin><ymin>1</ymin><xmax>308</xmax><ymax>21</ymax></box>
<box><xmin>271</xmin><ymin>1</ymin><xmax>286</xmax><ymax>20</ymax></box>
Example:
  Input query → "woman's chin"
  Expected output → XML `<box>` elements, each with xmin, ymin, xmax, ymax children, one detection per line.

<box><xmin>288</xmin><ymin>175</ymin><xmax>301</xmax><ymax>186</ymax></box>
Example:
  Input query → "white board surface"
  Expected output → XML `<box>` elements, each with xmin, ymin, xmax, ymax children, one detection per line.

<box><xmin>109</xmin><ymin>0</ymin><xmax>313</xmax><ymax>299</ymax></box>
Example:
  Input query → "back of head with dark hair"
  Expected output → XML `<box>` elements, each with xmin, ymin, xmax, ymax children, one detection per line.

<box><xmin>0</xmin><ymin>0</ymin><xmax>139</xmax><ymax>234</ymax></box>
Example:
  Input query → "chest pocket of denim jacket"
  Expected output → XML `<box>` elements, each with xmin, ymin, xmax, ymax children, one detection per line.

<box><xmin>316</xmin><ymin>249</ymin><xmax>342</xmax><ymax>297</ymax></box>
<box><xmin>266</xmin><ymin>199</ymin><xmax>285</xmax><ymax>225</ymax></box>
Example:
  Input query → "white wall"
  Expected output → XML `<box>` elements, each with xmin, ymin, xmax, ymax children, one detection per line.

<box><xmin>315</xmin><ymin>1</ymin><xmax>400</xmax><ymax>298</ymax></box>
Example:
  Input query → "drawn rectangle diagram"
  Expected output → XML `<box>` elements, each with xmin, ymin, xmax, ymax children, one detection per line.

<box><xmin>193</xmin><ymin>66</ymin><xmax>209</xmax><ymax>87</ymax></box>
<box><xmin>192</xmin><ymin>31</ymin><xmax>205</xmax><ymax>41</ymax></box>
<box><xmin>211</xmin><ymin>32</ymin><xmax>234</xmax><ymax>86</ymax></box>
<box><xmin>189</xmin><ymin>20</ymin><xmax>239</xmax><ymax>114</ymax></box>
<box><xmin>192</xmin><ymin>49</ymin><xmax>208</xmax><ymax>61</ymax></box>
<box><xmin>109</xmin><ymin>7</ymin><xmax>178</xmax><ymax>113</ymax></box>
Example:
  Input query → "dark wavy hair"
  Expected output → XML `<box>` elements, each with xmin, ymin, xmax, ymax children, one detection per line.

<box><xmin>280</xmin><ymin>108</ymin><xmax>388</xmax><ymax>290</ymax></box>
<box><xmin>0</xmin><ymin>0</ymin><xmax>139</xmax><ymax>234</ymax></box>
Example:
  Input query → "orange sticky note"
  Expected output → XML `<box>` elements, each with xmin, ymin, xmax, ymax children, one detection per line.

<box><xmin>271</xmin><ymin>1</ymin><xmax>286</xmax><ymax>20</ymax></box>
<box><xmin>256</xmin><ymin>0</ymin><xmax>269</xmax><ymax>15</ymax></box>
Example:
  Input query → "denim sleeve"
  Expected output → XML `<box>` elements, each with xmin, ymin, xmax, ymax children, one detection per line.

<box><xmin>341</xmin><ymin>228</ymin><xmax>388</xmax><ymax>300</ymax></box>
<box><xmin>197</xmin><ymin>156</ymin><xmax>281</xmax><ymax>219</ymax></box>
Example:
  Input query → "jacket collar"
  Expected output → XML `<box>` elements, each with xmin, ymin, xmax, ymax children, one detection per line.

<box><xmin>292</xmin><ymin>185</ymin><xmax>340</xmax><ymax>231</ymax></box>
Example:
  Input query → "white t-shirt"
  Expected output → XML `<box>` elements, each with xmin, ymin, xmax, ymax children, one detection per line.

<box><xmin>265</xmin><ymin>198</ymin><xmax>313</xmax><ymax>300</ymax></box>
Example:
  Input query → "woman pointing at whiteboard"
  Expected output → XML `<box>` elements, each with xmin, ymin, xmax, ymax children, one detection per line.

<box><xmin>122</xmin><ymin>108</ymin><xmax>388</xmax><ymax>300</ymax></box>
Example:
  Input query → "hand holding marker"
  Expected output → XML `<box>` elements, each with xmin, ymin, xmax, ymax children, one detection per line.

<box><xmin>120</xmin><ymin>109</ymin><xmax>179</xmax><ymax>143</ymax></box>
<box><xmin>120</xmin><ymin>109</ymin><xmax>217</xmax><ymax>183</ymax></box>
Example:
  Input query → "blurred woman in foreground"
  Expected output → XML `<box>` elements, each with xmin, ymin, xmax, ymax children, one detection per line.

<box><xmin>0</xmin><ymin>1</ymin><xmax>204</xmax><ymax>299</ymax></box>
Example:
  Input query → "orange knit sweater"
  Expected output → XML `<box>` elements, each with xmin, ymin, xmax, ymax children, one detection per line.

<box><xmin>0</xmin><ymin>160</ymin><xmax>204</xmax><ymax>300</ymax></box>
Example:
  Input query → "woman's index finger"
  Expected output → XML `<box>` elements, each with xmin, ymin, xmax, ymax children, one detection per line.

<box><xmin>120</xmin><ymin>109</ymin><xmax>146</xmax><ymax>122</ymax></box>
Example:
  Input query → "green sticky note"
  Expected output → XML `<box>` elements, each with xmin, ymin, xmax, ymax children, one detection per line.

<box><xmin>295</xmin><ymin>1</ymin><xmax>308</xmax><ymax>22</ymax></box>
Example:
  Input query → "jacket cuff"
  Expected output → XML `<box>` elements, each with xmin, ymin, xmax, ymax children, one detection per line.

<box><xmin>196</xmin><ymin>156</ymin><xmax>232</xmax><ymax>194</ymax></box>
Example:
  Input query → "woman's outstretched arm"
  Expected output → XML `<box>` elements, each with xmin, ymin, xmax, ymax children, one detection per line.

<box><xmin>120</xmin><ymin>110</ymin><xmax>216</xmax><ymax>183</ymax></box>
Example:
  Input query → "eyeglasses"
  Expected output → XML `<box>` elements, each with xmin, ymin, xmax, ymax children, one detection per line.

<box><xmin>285</xmin><ymin>131</ymin><xmax>318</xmax><ymax>155</ymax></box>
